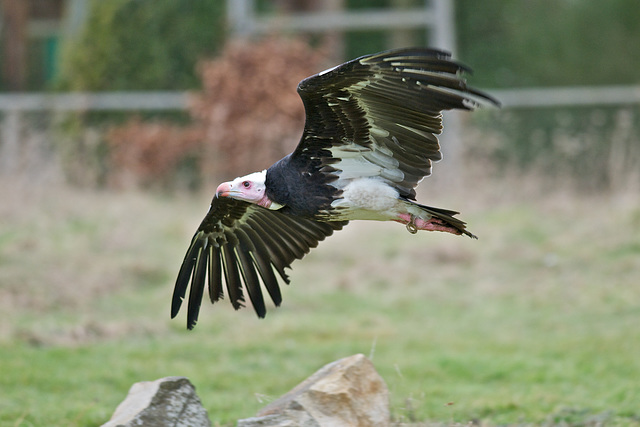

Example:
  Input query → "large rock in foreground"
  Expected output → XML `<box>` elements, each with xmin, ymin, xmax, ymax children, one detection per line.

<box><xmin>237</xmin><ymin>353</ymin><xmax>389</xmax><ymax>427</ymax></box>
<box><xmin>102</xmin><ymin>376</ymin><xmax>211</xmax><ymax>427</ymax></box>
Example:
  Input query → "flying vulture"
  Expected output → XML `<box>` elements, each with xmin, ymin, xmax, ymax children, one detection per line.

<box><xmin>172</xmin><ymin>47</ymin><xmax>498</xmax><ymax>329</ymax></box>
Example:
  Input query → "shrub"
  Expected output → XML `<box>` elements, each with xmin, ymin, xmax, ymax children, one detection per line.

<box><xmin>57</xmin><ymin>0</ymin><xmax>225</xmax><ymax>91</ymax></box>
<box><xmin>105</xmin><ymin>118</ymin><xmax>204</xmax><ymax>189</ymax></box>
<box><xmin>104</xmin><ymin>37</ymin><xmax>329</xmax><ymax>188</ymax></box>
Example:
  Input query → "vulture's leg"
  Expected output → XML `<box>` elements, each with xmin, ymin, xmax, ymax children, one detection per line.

<box><xmin>395</xmin><ymin>213</ymin><xmax>463</xmax><ymax>236</ymax></box>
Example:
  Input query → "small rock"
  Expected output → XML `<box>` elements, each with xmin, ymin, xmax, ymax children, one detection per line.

<box><xmin>237</xmin><ymin>353</ymin><xmax>389</xmax><ymax>427</ymax></box>
<box><xmin>102</xmin><ymin>376</ymin><xmax>211</xmax><ymax>427</ymax></box>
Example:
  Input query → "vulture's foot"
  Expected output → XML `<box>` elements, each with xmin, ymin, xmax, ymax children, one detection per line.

<box><xmin>396</xmin><ymin>214</ymin><xmax>463</xmax><ymax>236</ymax></box>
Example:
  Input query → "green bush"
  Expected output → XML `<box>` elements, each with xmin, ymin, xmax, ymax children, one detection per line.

<box><xmin>456</xmin><ymin>0</ymin><xmax>640</xmax><ymax>190</ymax></box>
<box><xmin>457</xmin><ymin>0</ymin><xmax>640</xmax><ymax>88</ymax></box>
<box><xmin>57</xmin><ymin>0</ymin><xmax>226</xmax><ymax>91</ymax></box>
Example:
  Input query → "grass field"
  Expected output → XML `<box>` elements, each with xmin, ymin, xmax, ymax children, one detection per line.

<box><xmin>1</xmin><ymin>178</ymin><xmax>639</xmax><ymax>426</ymax></box>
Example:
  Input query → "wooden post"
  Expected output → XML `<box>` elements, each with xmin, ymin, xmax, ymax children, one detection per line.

<box><xmin>1</xmin><ymin>0</ymin><xmax>29</xmax><ymax>91</ymax></box>
<box><xmin>389</xmin><ymin>0</ymin><xmax>416</xmax><ymax>48</ymax></box>
<box><xmin>429</xmin><ymin>0</ymin><xmax>462</xmax><ymax>186</ymax></box>
<box><xmin>0</xmin><ymin>110</ymin><xmax>20</xmax><ymax>174</ymax></box>
<box><xmin>227</xmin><ymin>0</ymin><xmax>254</xmax><ymax>36</ymax></box>
<box><xmin>323</xmin><ymin>0</ymin><xmax>345</xmax><ymax>64</ymax></box>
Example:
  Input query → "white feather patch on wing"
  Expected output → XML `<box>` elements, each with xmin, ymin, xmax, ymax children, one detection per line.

<box><xmin>329</xmin><ymin>141</ymin><xmax>404</xmax><ymax>185</ymax></box>
<box><xmin>362</xmin><ymin>149</ymin><xmax>401</xmax><ymax>171</ymax></box>
<box><xmin>332</xmin><ymin>158</ymin><xmax>382</xmax><ymax>181</ymax></box>
<box><xmin>328</xmin><ymin>145</ymin><xmax>368</xmax><ymax>158</ymax></box>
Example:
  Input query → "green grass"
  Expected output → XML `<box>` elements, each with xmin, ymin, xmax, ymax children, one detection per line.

<box><xmin>1</xmin><ymin>184</ymin><xmax>640</xmax><ymax>426</ymax></box>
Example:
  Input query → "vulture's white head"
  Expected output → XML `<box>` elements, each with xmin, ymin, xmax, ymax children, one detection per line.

<box><xmin>216</xmin><ymin>171</ymin><xmax>282</xmax><ymax>210</ymax></box>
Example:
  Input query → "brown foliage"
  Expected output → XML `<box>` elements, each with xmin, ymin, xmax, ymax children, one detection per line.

<box><xmin>192</xmin><ymin>37</ymin><xmax>328</xmax><ymax>182</ymax></box>
<box><xmin>105</xmin><ymin>38</ymin><xmax>329</xmax><ymax>188</ymax></box>
<box><xmin>106</xmin><ymin>118</ymin><xmax>204</xmax><ymax>188</ymax></box>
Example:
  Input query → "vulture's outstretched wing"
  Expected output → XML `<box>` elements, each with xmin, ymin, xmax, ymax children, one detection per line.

<box><xmin>171</xmin><ymin>197</ymin><xmax>346</xmax><ymax>329</ymax></box>
<box><xmin>293</xmin><ymin>48</ymin><xmax>499</xmax><ymax>199</ymax></box>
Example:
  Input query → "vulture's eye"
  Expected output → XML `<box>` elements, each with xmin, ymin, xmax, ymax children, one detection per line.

<box><xmin>242</xmin><ymin>181</ymin><xmax>251</xmax><ymax>188</ymax></box>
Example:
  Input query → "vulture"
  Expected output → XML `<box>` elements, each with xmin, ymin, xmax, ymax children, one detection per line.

<box><xmin>172</xmin><ymin>47</ymin><xmax>498</xmax><ymax>329</ymax></box>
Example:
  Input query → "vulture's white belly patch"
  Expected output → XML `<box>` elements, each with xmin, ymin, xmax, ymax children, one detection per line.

<box><xmin>331</xmin><ymin>178</ymin><xmax>399</xmax><ymax>219</ymax></box>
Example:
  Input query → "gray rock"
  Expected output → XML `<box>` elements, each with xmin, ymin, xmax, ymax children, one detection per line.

<box><xmin>237</xmin><ymin>353</ymin><xmax>389</xmax><ymax>427</ymax></box>
<box><xmin>102</xmin><ymin>376</ymin><xmax>211</xmax><ymax>427</ymax></box>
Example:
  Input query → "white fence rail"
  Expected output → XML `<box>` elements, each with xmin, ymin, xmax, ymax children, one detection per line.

<box><xmin>490</xmin><ymin>86</ymin><xmax>640</xmax><ymax>108</ymax></box>
<box><xmin>0</xmin><ymin>92</ymin><xmax>191</xmax><ymax>175</ymax></box>
<box><xmin>1</xmin><ymin>87</ymin><xmax>639</xmax><ymax>177</ymax></box>
<box><xmin>227</xmin><ymin>0</ymin><xmax>455</xmax><ymax>51</ymax></box>
<box><xmin>0</xmin><ymin>91</ymin><xmax>189</xmax><ymax>112</ymax></box>
<box><xmin>1</xmin><ymin>85</ymin><xmax>638</xmax><ymax>113</ymax></box>
<box><xmin>236</xmin><ymin>8</ymin><xmax>440</xmax><ymax>33</ymax></box>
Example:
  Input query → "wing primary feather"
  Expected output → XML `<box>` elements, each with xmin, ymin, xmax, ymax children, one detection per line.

<box><xmin>238</xmin><ymin>226</ymin><xmax>283</xmax><ymax>307</ymax></box>
<box><xmin>221</xmin><ymin>234</ymin><xmax>245</xmax><ymax>310</ymax></box>
<box><xmin>186</xmin><ymin>242</ymin><xmax>208</xmax><ymax>330</ymax></box>
<box><xmin>171</xmin><ymin>233</ymin><xmax>204</xmax><ymax>319</ymax></box>
<box><xmin>207</xmin><ymin>242</ymin><xmax>223</xmax><ymax>303</ymax></box>
<box><xmin>263</xmin><ymin>214</ymin><xmax>310</xmax><ymax>258</ymax></box>
<box><xmin>246</xmin><ymin>216</ymin><xmax>292</xmax><ymax>281</ymax></box>
<box><xmin>248</xmin><ymin>215</ymin><xmax>301</xmax><ymax>272</ymax></box>
<box><xmin>267</xmin><ymin>213</ymin><xmax>326</xmax><ymax>251</ymax></box>
<box><xmin>234</xmin><ymin>234</ymin><xmax>266</xmax><ymax>318</ymax></box>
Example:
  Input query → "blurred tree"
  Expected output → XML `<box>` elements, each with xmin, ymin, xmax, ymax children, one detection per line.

<box><xmin>457</xmin><ymin>0</ymin><xmax>640</xmax><ymax>87</ymax></box>
<box><xmin>344</xmin><ymin>0</ymin><xmax>427</xmax><ymax>59</ymax></box>
<box><xmin>54</xmin><ymin>0</ymin><xmax>640</xmax><ymax>90</ymax></box>
<box><xmin>53</xmin><ymin>0</ymin><xmax>640</xmax><ymax>191</ymax></box>
<box><xmin>104</xmin><ymin>38</ymin><xmax>328</xmax><ymax>189</ymax></box>
<box><xmin>57</xmin><ymin>0</ymin><xmax>225</xmax><ymax>90</ymax></box>
<box><xmin>457</xmin><ymin>0</ymin><xmax>640</xmax><ymax>191</ymax></box>
<box><xmin>1</xmin><ymin>0</ymin><xmax>29</xmax><ymax>91</ymax></box>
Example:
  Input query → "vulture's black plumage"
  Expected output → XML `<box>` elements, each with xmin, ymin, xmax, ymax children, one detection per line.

<box><xmin>171</xmin><ymin>48</ymin><xmax>499</xmax><ymax>329</ymax></box>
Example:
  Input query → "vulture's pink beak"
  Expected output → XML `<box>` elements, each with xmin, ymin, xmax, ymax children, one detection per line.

<box><xmin>216</xmin><ymin>182</ymin><xmax>232</xmax><ymax>198</ymax></box>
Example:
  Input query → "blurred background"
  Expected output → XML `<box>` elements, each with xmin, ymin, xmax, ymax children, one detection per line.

<box><xmin>1</xmin><ymin>0</ymin><xmax>639</xmax><ymax>191</ymax></box>
<box><xmin>1</xmin><ymin>1</ymin><xmax>640</xmax><ymax>426</ymax></box>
